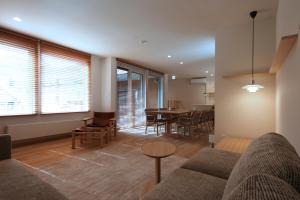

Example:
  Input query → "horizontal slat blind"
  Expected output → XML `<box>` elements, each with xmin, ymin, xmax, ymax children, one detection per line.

<box><xmin>40</xmin><ymin>42</ymin><xmax>91</xmax><ymax>114</ymax></box>
<box><xmin>0</xmin><ymin>29</ymin><xmax>38</xmax><ymax>116</ymax></box>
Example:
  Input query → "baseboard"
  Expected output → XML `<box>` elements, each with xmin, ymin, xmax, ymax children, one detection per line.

<box><xmin>12</xmin><ymin>132</ymin><xmax>71</xmax><ymax>148</ymax></box>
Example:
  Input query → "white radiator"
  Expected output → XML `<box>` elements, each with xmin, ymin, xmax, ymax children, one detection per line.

<box><xmin>6</xmin><ymin>120</ymin><xmax>82</xmax><ymax>141</ymax></box>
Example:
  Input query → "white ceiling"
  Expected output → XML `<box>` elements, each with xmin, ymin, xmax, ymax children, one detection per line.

<box><xmin>0</xmin><ymin>0</ymin><xmax>278</xmax><ymax>78</ymax></box>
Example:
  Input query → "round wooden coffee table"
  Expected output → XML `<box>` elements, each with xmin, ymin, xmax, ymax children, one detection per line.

<box><xmin>142</xmin><ymin>141</ymin><xmax>176</xmax><ymax>184</ymax></box>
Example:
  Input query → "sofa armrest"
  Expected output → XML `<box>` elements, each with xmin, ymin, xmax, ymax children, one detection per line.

<box><xmin>0</xmin><ymin>134</ymin><xmax>11</xmax><ymax>160</ymax></box>
<box><xmin>181</xmin><ymin>147</ymin><xmax>240</xmax><ymax>180</ymax></box>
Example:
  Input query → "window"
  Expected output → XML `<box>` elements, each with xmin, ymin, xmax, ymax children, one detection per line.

<box><xmin>40</xmin><ymin>42</ymin><xmax>90</xmax><ymax>114</ymax></box>
<box><xmin>0</xmin><ymin>29</ymin><xmax>91</xmax><ymax>116</ymax></box>
<box><xmin>0</xmin><ymin>30</ymin><xmax>37</xmax><ymax>116</ymax></box>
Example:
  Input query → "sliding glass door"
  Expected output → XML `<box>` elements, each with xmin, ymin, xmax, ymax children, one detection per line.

<box><xmin>117</xmin><ymin>67</ymin><xmax>145</xmax><ymax>128</ymax></box>
<box><xmin>131</xmin><ymin>72</ymin><xmax>144</xmax><ymax>127</ymax></box>
<box><xmin>117</xmin><ymin>68</ymin><xmax>130</xmax><ymax>127</ymax></box>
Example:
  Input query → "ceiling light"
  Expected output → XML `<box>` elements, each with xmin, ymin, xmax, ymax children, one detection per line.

<box><xmin>210</xmin><ymin>74</ymin><xmax>214</xmax><ymax>77</ymax></box>
<box><xmin>139</xmin><ymin>39</ymin><xmax>148</xmax><ymax>44</ymax></box>
<box><xmin>171</xmin><ymin>75</ymin><xmax>176</xmax><ymax>80</ymax></box>
<box><xmin>12</xmin><ymin>17</ymin><xmax>22</xmax><ymax>22</ymax></box>
<box><xmin>167</xmin><ymin>55</ymin><xmax>172</xmax><ymax>58</ymax></box>
<box><xmin>205</xmin><ymin>70</ymin><xmax>209</xmax><ymax>73</ymax></box>
<box><xmin>180</xmin><ymin>62</ymin><xmax>184</xmax><ymax>65</ymax></box>
<box><xmin>242</xmin><ymin>10</ymin><xmax>264</xmax><ymax>93</ymax></box>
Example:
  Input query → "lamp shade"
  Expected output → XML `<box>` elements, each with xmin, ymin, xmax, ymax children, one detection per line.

<box><xmin>242</xmin><ymin>84</ymin><xmax>264</xmax><ymax>93</ymax></box>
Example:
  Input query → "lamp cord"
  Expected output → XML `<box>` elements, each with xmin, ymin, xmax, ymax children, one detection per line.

<box><xmin>251</xmin><ymin>16</ymin><xmax>255</xmax><ymax>84</ymax></box>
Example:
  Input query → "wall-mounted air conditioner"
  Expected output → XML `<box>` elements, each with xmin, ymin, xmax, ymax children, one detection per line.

<box><xmin>190</xmin><ymin>77</ymin><xmax>206</xmax><ymax>84</ymax></box>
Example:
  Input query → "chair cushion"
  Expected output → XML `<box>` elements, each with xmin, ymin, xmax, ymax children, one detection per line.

<box><xmin>143</xmin><ymin>168</ymin><xmax>226</xmax><ymax>200</ymax></box>
<box><xmin>0</xmin><ymin>159</ymin><xmax>67</xmax><ymax>200</ymax></box>
<box><xmin>87</xmin><ymin>124</ymin><xmax>107</xmax><ymax>128</ymax></box>
<box><xmin>223</xmin><ymin>174</ymin><xmax>300</xmax><ymax>200</ymax></box>
<box><xmin>181</xmin><ymin>147</ymin><xmax>240</xmax><ymax>180</ymax></box>
<box><xmin>223</xmin><ymin>133</ymin><xmax>300</xmax><ymax>199</ymax></box>
<box><xmin>93</xmin><ymin>112</ymin><xmax>114</xmax><ymax>126</ymax></box>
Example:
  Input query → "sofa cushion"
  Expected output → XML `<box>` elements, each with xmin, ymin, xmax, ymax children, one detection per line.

<box><xmin>0</xmin><ymin>159</ymin><xmax>68</xmax><ymax>200</ymax></box>
<box><xmin>223</xmin><ymin>174</ymin><xmax>300</xmax><ymax>200</ymax></box>
<box><xmin>223</xmin><ymin>133</ymin><xmax>300</xmax><ymax>198</ymax></box>
<box><xmin>181</xmin><ymin>147</ymin><xmax>240</xmax><ymax>180</ymax></box>
<box><xmin>143</xmin><ymin>168</ymin><xmax>227</xmax><ymax>200</ymax></box>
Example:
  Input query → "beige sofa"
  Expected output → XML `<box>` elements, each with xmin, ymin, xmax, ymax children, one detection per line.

<box><xmin>143</xmin><ymin>133</ymin><xmax>300</xmax><ymax>200</ymax></box>
<box><xmin>0</xmin><ymin>135</ymin><xmax>68</xmax><ymax>200</ymax></box>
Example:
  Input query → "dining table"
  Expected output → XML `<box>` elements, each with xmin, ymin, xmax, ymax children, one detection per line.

<box><xmin>148</xmin><ymin>109</ymin><xmax>190</xmax><ymax>135</ymax></box>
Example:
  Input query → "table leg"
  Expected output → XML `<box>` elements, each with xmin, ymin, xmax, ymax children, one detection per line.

<box><xmin>166</xmin><ymin>122</ymin><xmax>172</xmax><ymax>135</ymax></box>
<box><xmin>72</xmin><ymin>132</ymin><xmax>76</xmax><ymax>149</ymax></box>
<box><xmin>155</xmin><ymin>157</ymin><xmax>161</xmax><ymax>184</ymax></box>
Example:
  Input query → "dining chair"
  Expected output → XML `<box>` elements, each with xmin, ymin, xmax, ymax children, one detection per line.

<box><xmin>145</xmin><ymin>109</ymin><xmax>167</xmax><ymax>136</ymax></box>
<box><xmin>145</xmin><ymin>109</ymin><xmax>157</xmax><ymax>134</ymax></box>
<box><xmin>177</xmin><ymin>111</ymin><xmax>199</xmax><ymax>136</ymax></box>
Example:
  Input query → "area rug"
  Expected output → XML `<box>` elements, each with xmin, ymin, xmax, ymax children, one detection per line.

<box><xmin>17</xmin><ymin>133</ymin><xmax>192</xmax><ymax>200</ymax></box>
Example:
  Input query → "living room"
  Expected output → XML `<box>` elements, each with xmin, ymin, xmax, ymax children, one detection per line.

<box><xmin>1</xmin><ymin>0</ymin><xmax>300</xmax><ymax>200</ymax></box>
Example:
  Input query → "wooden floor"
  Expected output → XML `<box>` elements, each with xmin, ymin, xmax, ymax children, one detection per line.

<box><xmin>215</xmin><ymin>136</ymin><xmax>252</xmax><ymax>154</ymax></box>
<box><xmin>12</xmin><ymin>132</ymin><xmax>209</xmax><ymax>163</ymax></box>
<box><xmin>11</xmin><ymin>132</ymin><xmax>251</xmax><ymax>200</ymax></box>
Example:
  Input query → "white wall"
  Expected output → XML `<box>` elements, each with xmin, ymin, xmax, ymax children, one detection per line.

<box><xmin>215</xmin><ymin>18</ymin><xmax>276</xmax><ymax>141</ymax></box>
<box><xmin>91</xmin><ymin>55</ymin><xmax>104</xmax><ymax>111</ymax></box>
<box><xmin>168</xmin><ymin>78</ymin><xmax>206</xmax><ymax>109</ymax></box>
<box><xmin>0</xmin><ymin>55</ymin><xmax>114</xmax><ymax>140</ymax></box>
<box><xmin>98</xmin><ymin>57</ymin><xmax>117</xmax><ymax>112</ymax></box>
<box><xmin>276</xmin><ymin>0</ymin><xmax>300</xmax><ymax>154</ymax></box>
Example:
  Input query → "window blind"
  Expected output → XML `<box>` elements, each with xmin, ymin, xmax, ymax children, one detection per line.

<box><xmin>40</xmin><ymin>42</ymin><xmax>91</xmax><ymax>114</ymax></box>
<box><xmin>0</xmin><ymin>29</ymin><xmax>38</xmax><ymax>116</ymax></box>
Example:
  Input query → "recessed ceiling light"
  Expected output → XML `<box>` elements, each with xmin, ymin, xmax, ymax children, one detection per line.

<box><xmin>180</xmin><ymin>62</ymin><xmax>184</xmax><ymax>65</ymax></box>
<box><xmin>210</xmin><ymin>74</ymin><xmax>214</xmax><ymax>77</ymax></box>
<box><xmin>12</xmin><ymin>17</ymin><xmax>22</xmax><ymax>22</ymax></box>
<box><xmin>167</xmin><ymin>55</ymin><xmax>172</xmax><ymax>58</ymax></box>
<box><xmin>139</xmin><ymin>39</ymin><xmax>148</xmax><ymax>44</ymax></box>
<box><xmin>205</xmin><ymin>70</ymin><xmax>209</xmax><ymax>74</ymax></box>
<box><xmin>171</xmin><ymin>75</ymin><xmax>176</xmax><ymax>80</ymax></box>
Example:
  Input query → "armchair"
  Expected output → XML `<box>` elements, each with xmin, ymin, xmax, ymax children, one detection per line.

<box><xmin>83</xmin><ymin>112</ymin><xmax>117</xmax><ymax>137</ymax></box>
<box><xmin>72</xmin><ymin>112</ymin><xmax>117</xmax><ymax>149</ymax></box>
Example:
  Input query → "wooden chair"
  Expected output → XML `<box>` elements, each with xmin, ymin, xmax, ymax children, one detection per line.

<box><xmin>83</xmin><ymin>112</ymin><xmax>117</xmax><ymax>138</ymax></box>
<box><xmin>145</xmin><ymin>109</ymin><xmax>157</xmax><ymax>134</ymax></box>
<box><xmin>145</xmin><ymin>109</ymin><xmax>166</xmax><ymax>136</ymax></box>
<box><xmin>198</xmin><ymin>110</ymin><xmax>214</xmax><ymax>134</ymax></box>
<box><xmin>73</xmin><ymin>112</ymin><xmax>117</xmax><ymax>147</ymax></box>
<box><xmin>177</xmin><ymin>111</ymin><xmax>200</xmax><ymax>136</ymax></box>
